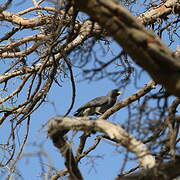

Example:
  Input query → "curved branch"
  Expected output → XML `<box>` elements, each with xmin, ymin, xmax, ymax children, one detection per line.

<box><xmin>115</xmin><ymin>156</ymin><xmax>180</xmax><ymax>180</ymax></box>
<box><xmin>63</xmin><ymin>57</ymin><xmax>76</xmax><ymax>117</ymax></box>
<box><xmin>0</xmin><ymin>11</ymin><xmax>52</xmax><ymax>28</ymax></box>
<box><xmin>47</xmin><ymin>116</ymin><xmax>156</xmax><ymax>169</ymax></box>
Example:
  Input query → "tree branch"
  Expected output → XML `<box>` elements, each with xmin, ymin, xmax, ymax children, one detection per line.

<box><xmin>137</xmin><ymin>0</ymin><xmax>180</xmax><ymax>25</ymax></box>
<box><xmin>47</xmin><ymin>116</ymin><xmax>156</xmax><ymax>169</ymax></box>
<box><xmin>74</xmin><ymin>0</ymin><xmax>180</xmax><ymax>97</ymax></box>
<box><xmin>115</xmin><ymin>156</ymin><xmax>180</xmax><ymax>180</ymax></box>
<box><xmin>100</xmin><ymin>80</ymin><xmax>156</xmax><ymax>119</ymax></box>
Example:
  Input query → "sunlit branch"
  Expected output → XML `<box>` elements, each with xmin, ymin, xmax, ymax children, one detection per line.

<box><xmin>48</xmin><ymin>116</ymin><xmax>156</xmax><ymax>169</ymax></box>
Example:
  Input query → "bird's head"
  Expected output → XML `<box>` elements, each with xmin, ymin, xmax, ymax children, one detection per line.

<box><xmin>108</xmin><ymin>89</ymin><xmax>122</xmax><ymax>98</ymax></box>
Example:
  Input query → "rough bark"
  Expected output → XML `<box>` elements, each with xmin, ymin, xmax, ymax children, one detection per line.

<box><xmin>48</xmin><ymin>116</ymin><xmax>156</xmax><ymax>169</ymax></box>
<box><xmin>115</xmin><ymin>156</ymin><xmax>180</xmax><ymax>180</ymax></box>
<box><xmin>74</xmin><ymin>0</ymin><xmax>180</xmax><ymax>97</ymax></box>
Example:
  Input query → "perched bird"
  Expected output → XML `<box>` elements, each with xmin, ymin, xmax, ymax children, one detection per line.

<box><xmin>59</xmin><ymin>89</ymin><xmax>122</xmax><ymax>137</ymax></box>
<box><xmin>74</xmin><ymin>89</ymin><xmax>122</xmax><ymax>117</ymax></box>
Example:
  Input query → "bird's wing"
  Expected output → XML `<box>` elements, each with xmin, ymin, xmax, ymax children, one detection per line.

<box><xmin>76</xmin><ymin>96</ymin><xmax>109</xmax><ymax>112</ymax></box>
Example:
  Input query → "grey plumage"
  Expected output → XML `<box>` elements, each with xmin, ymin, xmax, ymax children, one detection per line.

<box><xmin>74</xmin><ymin>89</ymin><xmax>122</xmax><ymax>117</ymax></box>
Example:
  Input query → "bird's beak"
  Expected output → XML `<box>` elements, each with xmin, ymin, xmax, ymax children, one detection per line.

<box><xmin>117</xmin><ymin>91</ymin><xmax>122</xmax><ymax>95</ymax></box>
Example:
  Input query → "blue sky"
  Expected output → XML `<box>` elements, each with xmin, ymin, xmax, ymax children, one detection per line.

<box><xmin>0</xmin><ymin>0</ymin><xmax>178</xmax><ymax>180</ymax></box>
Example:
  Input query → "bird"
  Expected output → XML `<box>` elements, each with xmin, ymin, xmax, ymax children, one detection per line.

<box><xmin>74</xmin><ymin>89</ymin><xmax>122</xmax><ymax>117</ymax></box>
<box><xmin>59</xmin><ymin>89</ymin><xmax>122</xmax><ymax>137</ymax></box>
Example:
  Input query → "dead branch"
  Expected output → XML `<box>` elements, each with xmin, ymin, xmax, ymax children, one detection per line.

<box><xmin>47</xmin><ymin>116</ymin><xmax>156</xmax><ymax>169</ymax></box>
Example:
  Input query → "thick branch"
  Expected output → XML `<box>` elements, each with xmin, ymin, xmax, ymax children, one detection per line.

<box><xmin>74</xmin><ymin>0</ymin><xmax>180</xmax><ymax>97</ymax></box>
<box><xmin>49</xmin><ymin>135</ymin><xmax>83</xmax><ymax>180</ymax></box>
<box><xmin>116</xmin><ymin>156</ymin><xmax>180</xmax><ymax>180</ymax></box>
<box><xmin>48</xmin><ymin>119</ymin><xmax>83</xmax><ymax>180</ymax></box>
<box><xmin>47</xmin><ymin>117</ymin><xmax>156</xmax><ymax>169</ymax></box>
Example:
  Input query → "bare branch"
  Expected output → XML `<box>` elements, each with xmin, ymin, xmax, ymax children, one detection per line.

<box><xmin>137</xmin><ymin>0</ymin><xmax>180</xmax><ymax>25</ymax></box>
<box><xmin>48</xmin><ymin>126</ymin><xmax>83</xmax><ymax>180</ymax></box>
<box><xmin>47</xmin><ymin>116</ymin><xmax>156</xmax><ymax>169</ymax></box>
<box><xmin>101</xmin><ymin>80</ymin><xmax>156</xmax><ymax>119</ymax></box>
<box><xmin>74</xmin><ymin>0</ymin><xmax>180</xmax><ymax>97</ymax></box>
<box><xmin>115</xmin><ymin>156</ymin><xmax>180</xmax><ymax>180</ymax></box>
